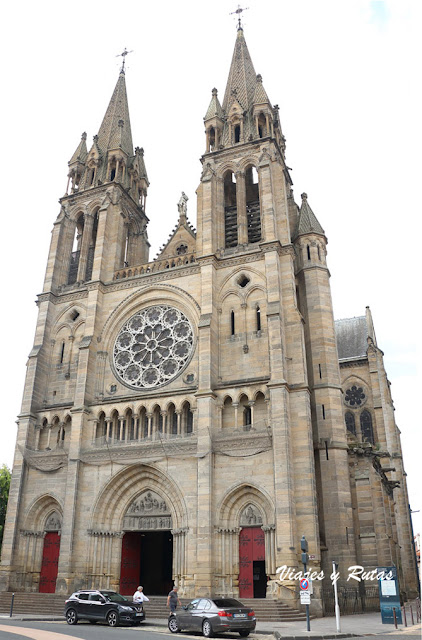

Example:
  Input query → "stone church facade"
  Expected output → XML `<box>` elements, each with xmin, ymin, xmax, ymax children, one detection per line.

<box><xmin>1</xmin><ymin>26</ymin><xmax>418</xmax><ymax>610</ymax></box>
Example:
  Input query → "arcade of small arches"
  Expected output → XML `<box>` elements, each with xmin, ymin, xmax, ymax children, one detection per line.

<box><xmin>92</xmin><ymin>401</ymin><xmax>195</xmax><ymax>444</ymax></box>
<box><xmin>35</xmin><ymin>416</ymin><xmax>72</xmax><ymax>451</ymax></box>
<box><xmin>220</xmin><ymin>391</ymin><xmax>267</xmax><ymax>430</ymax></box>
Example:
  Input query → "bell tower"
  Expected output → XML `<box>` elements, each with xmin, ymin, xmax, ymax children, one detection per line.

<box><xmin>197</xmin><ymin>24</ymin><xmax>291</xmax><ymax>257</ymax></box>
<box><xmin>45</xmin><ymin>68</ymin><xmax>150</xmax><ymax>295</ymax></box>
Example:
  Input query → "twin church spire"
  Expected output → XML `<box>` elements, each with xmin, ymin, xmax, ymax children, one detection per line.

<box><xmin>204</xmin><ymin>26</ymin><xmax>281</xmax><ymax>153</ymax></box>
<box><xmin>66</xmin><ymin>69</ymin><xmax>148</xmax><ymax>209</ymax></box>
<box><xmin>65</xmin><ymin>24</ymin><xmax>323</xmax><ymax>250</ymax></box>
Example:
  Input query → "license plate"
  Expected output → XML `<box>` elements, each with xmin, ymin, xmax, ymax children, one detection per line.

<box><xmin>136</xmin><ymin>613</ymin><xmax>143</xmax><ymax>616</ymax></box>
<box><xmin>234</xmin><ymin>613</ymin><xmax>246</xmax><ymax>618</ymax></box>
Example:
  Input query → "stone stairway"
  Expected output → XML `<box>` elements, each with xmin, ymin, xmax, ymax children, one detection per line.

<box><xmin>0</xmin><ymin>592</ymin><xmax>311</xmax><ymax>622</ymax></box>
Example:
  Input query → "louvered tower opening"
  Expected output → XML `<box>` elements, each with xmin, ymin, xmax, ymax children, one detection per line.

<box><xmin>246</xmin><ymin>166</ymin><xmax>261</xmax><ymax>243</ymax></box>
<box><xmin>224</xmin><ymin>171</ymin><xmax>238</xmax><ymax>248</ymax></box>
<box><xmin>67</xmin><ymin>214</ymin><xmax>84</xmax><ymax>284</ymax></box>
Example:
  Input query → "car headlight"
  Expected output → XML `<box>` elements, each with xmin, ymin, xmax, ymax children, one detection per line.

<box><xmin>119</xmin><ymin>605</ymin><xmax>133</xmax><ymax>612</ymax></box>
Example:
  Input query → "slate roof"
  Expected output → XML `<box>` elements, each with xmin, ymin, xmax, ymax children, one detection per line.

<box><xmin>335</xmin><ymin>316</ymin><xmax>368</xmax><ymax>360</ymax></box>
<box><xmin>253</xmin><ymin>74</ymin><xmax>271</xmax><ymax>106</ymax></box>
<box><xmin>96</xmin><ymin>71</ymin><xmax>133</xmax><ymax>156</ymax></box>
<box><xmin>294</xmin><ymin>193</ymin><xmax>325</xmax><ymax>238</ymax></box>
<box><xmin>69</xmin><ymin>132</ymin><xmax>88</xmax><ymax>165</ymax></box>
<box><xmin>222</xmin><ymin>27</ymin><xmax>257</xmax><ymax>113</ymax></box>
<box><xmin>204</xmin><ymin>88</ymin><xmax>225</xmax><ymax>121</ymax></box>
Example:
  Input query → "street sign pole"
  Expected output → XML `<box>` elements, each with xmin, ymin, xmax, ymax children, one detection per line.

<box><xmin>332</xmin><ymin>561</ymin><xmax>341</xmax><ymax>632</ymax></box>
<box><xmin>301</xmin><ymin>535</ymin><xmax>310</xmax><ymax>632</ymax></box>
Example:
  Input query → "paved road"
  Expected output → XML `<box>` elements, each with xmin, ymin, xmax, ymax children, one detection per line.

<box><xmin>0</xmin><ymin>620</ymin><xmax>262</xmax><ymax>640</ymax></box>
<box><xmin>0</xmin><ymin>618</ymin><xmax>420</xmax><ymax>640</ymax></box>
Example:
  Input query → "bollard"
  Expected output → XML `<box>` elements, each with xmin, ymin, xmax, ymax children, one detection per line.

<box><xmin>402</xmin><ymin>605</ymin><xmax>407</xmax><ymax>627</ymax></box>
<box><xmin>393</xmin><ymin>607</ymin><xmax>398</xmax><ymax>629</ymax></box>
<box><xmin>9</xmin><ymin>593</ymin><xmax>14</xmax><ymax>617</ymax></box>
<box><xmin>410</xmin><ymin>605</ymin><xmax>414</xmax><ymax>625</ymax></box>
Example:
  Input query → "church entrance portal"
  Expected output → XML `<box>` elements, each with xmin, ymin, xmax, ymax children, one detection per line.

<box><xmin>120</xmin><ymin>531</ymin><xmax>173</xmax><ymax>595</ymax></box>
<box><xmin>39</xmin><ymin>532</ymin><xmax>60</xmax><ymax>593</ymax></box>
<box><xmin>239</xmin><ymin>527</ymin><xmax>266</xmax><ymax>598</ymax></box>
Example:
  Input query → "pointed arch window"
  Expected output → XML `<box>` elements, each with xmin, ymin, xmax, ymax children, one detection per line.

<box><xmin>231</xmin><ymin>311</ymin><xmax>235</xmax><ymax>337</ymax></box>
<box><xmin>224</xmin><ymin>171</ymin><xmax>238</xmax><ymax>248</ymax></box>
<box><xmin>85</xmin><ymin>210</ymin><xmax>99</xmax><ymax>281</ymax></box>
<box><xmin>256</xmin><ymin>306</ymin><xmax>261</xmax><ymax>332</ymax></box>
<box><xmin>257</xmin><ymin>113</ymin><xmax>267</xmax><ymax>138</ymax></box>
<box><xmin>360</xmin><ymin>410</ymin><xmax>374</xmax><ymax>444</ymax></box>
<box><xmin>209</xmin><ymin>126</ymin><xmax>216</xmax><ymax>151</ymax></box>
<box><xmin>67</xmin><ymin>215</ymin><xmax>84</xmax><ymax>285</ymax></box>
<box><xmin>245</xmin><ymin>166</ymin><xmax>261</xmax><ymax>243</ymax></box>
<box><xmin>345</xmin><ymin>411</ymin><xmax>356</xmax><ymax>436</ymax></box>
<box><xmin>234</xmin><ymin>125</ymin><xmax>241</xmax><ymax>143</ymax></box>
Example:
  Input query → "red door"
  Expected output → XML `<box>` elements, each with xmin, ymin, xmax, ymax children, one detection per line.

<box><xmin>239</xmin><ymin>528</ymin><xmax>265</xmax><ymax>598</ymax></box>
<box><xmin>39</xmin><ymin>532</ymin><xmax>60</xmax><ymax>593</ymax></box>
<box><xmin>120</xmin><ymin>532</ymin><xmax>141</xmax><ymax>595</ymax></box>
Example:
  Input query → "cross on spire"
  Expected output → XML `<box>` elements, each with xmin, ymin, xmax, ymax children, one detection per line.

<box><xmin>116</xmin><ymin>48</ymin><xmax>133</xmax><ymax>73</ymax></box>
<box><xmin>230</xmin><ymin>4</ymin><xmax>249</xmax><ymax>30</ymax></box>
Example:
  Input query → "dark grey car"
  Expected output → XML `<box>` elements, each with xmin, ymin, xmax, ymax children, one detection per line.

<box><xmin>64</xmin><ymin>589</ymin><xmax>145</xmax><ymax>627</ymax></box>
<box><xmin>168</xmin><ymin>597</ymin><xmax>256</xmax><ymax>637</ymax></box>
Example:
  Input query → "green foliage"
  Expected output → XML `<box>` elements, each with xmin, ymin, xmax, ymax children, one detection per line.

<box><xmin>0</xmin><ymin>464</ymin><xmax>11</xmax><ymax>554</ymax></box>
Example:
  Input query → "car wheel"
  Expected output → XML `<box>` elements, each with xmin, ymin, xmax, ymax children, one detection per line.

<box><xmin>202</xmin><ymin>619</ymin><xmax>214</xmax><ymax>638</ymax></box>
<box><xmin>66</xmin><ymin>608</ymin><xmax>78</xmax><ymax>625</ymax></box>
<box><xmin>239</xmin><ymin>631</ymin><xmax>250</xmax><ymax>637</ymax></box>
<box><xmin>168</xmin><ymin>615</ymin><xmax>180</xmax><ymax>633</ymax></box>
<box><xmin>107</xmin><ymin>611</ymin><xmax>119</xmax><ymax>627</ymax></box>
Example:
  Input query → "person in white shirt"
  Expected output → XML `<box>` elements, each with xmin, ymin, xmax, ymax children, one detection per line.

<box><xmin>133</xmin><ymin>585</ymin><xmax>150</xmax><ymax>603</ymax></box>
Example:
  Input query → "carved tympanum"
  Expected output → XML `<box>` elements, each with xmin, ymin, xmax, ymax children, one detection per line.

<box><xmin>239</xmin><ymin>504</ymin><xmax>263</xmax><ymax>526</ymax></box>
<box><xmin>123</xmin><ymin>490</ymin><xmax>172</xmax><ymax>531</ymax></box>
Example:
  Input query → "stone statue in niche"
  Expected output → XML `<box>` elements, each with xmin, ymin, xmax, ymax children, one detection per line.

<box><xmin>239</xmin><ymin>504</ymin><xmax>263</xmax><ymax>526</ymax></box>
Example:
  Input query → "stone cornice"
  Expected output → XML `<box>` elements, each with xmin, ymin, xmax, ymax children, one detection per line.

<box><xmin>60</xmin><ymin>182</ymin><xmax>147</xmax><ymax>219</ymax></box>
<box><xmin>103</xmin><ymin>264</ymin><xmax>201</xmax><ymax>294</ymax></box>
<box><xmin>37</xmin><ymin>289</ymin><xmax>89</xmax><ymax>305</ymax></box>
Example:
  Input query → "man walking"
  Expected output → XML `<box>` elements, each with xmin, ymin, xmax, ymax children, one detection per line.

<box><xmin>133</xmin><ymin>585</ymin><xmax>149</xmax><ymax>603</ymax></box>
<box><xmin>167</xmin><ymin>585</ymin><xmax>181</xmax><ymax>613</ymax></box>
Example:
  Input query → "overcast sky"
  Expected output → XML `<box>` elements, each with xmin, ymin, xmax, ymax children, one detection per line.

<box><xmin>1</xmin><ymin>1</ymin><xmax>420</xmax><ymax>537</ymax></box>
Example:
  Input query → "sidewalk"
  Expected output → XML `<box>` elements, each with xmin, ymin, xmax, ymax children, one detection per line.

<box><xmin>1</xmin><ymin>611</ymin><xmax>421</xmax><ymax>638</ymax></box>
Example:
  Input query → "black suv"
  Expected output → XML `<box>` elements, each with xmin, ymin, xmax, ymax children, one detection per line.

<box><xmin>65</xmin><ymin>589</ymin><xmax>145</xmax><ymax>627</ymax></box>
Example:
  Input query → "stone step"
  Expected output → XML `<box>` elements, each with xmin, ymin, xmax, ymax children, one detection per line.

<box><xmin>0</xmin><ymin>593</ymin><xmax>312</xmax><ymax>622</ymax></box>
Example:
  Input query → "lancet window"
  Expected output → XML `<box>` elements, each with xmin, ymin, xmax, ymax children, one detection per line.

<box><xmin>360</xmin><ymin>410</ymin><xmax>374</xmax><ymax>444</ymax></box>
<box><xmin>245</xmin><ymin>166</ymin><xmax>261</xmax><ymax>243</ymax></box>
<box><xmin>224</xmin><ymin>171</ymin><xmax>238</xmax><ymax>248</ymax></box>
<box><xmin>345</xmin><ymin>411</ymin><xmax>356</xmax><ymax>436</ymax></box>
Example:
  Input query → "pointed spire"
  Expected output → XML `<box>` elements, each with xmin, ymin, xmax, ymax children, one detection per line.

<box><xmin>134</xmin><ymin>147</ymin><xmax>149</xmax><ymax>184</ymax></box>
<box><xmin>222</xmin><ymin>27</ymin><xmax>257</xmax><ymax>113</ymax></box>
<box><xmin>204</xmin><ymin>88</ymin><xmax>224</xmax><ymax>121</ymax></box>
<box><xmin>69</xmin><ymin>132</ymin><xmax>88</xmax><ymax>165</ymax></box>
<box><xmin>294</xmin><ymin>193</ymin><xmax>325</xmax><ymax>238</ymax></box>
<box><xmin>253</xmin><ymin>74</ymin><xmax>271</xmax><ymax>107</ymax></box>
<box><xmin>96</xmin><ymin>71</ymin><xmax>133</xmax><ymax>156</ymax></box>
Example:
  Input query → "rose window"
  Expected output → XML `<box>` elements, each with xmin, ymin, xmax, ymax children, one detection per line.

<box><xmin>113</xmin><ymin>305</ymin><xmax>194</xmax><ymax>389</ymax></box>
<box><xmin>344</xmin><ymin>385</ymin><xmax>366</xmax><ymax>407</ymax></box>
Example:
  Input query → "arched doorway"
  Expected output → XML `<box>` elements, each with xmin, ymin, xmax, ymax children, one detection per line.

<box><xmin>119</xmin><ymin>490</ymin><xmax>173</xmax><ymax>595</ymax></box>
<box><xmin>238</xmin><ymin>505</ymin><xmax>266</xmax><ymax>598</ymax></box>
<box><xmin>39</xmin><ymin>512</ymin><xmax>62</xmax><ymax>593</ymax></box>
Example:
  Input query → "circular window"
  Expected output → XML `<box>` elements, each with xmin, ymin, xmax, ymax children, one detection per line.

<box><xmin>344</xmin><ymin>385</ymin><xmax>366</xmax><ymax>408</ymax></box>
<box><xmin>113</xmin><ymin>305</ymin><xmax>194</xmax><ymax>389</ymax></box>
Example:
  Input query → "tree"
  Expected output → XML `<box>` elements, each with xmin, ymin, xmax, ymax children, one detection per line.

<box><xmin>0</xmin><ymin>465</ymin><xmax>11</xmax><ymax>556</ymax></box>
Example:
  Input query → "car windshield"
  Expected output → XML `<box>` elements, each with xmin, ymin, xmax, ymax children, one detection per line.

<box><xmin>212</xmin><ymin>598</ymin><xmax>244</xmax><ymax>608</ymax></box>
<box><xmin>100</xmin><ymin>591</ymin><xmax>128</xmax><ymax>603</ymax></box>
